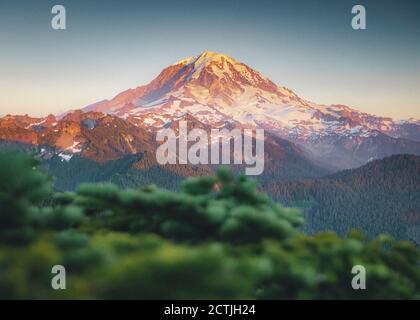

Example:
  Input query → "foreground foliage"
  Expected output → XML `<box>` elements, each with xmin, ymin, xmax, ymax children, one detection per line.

<box><xmin>0</xmin><ymin>151</ymin><xmax>419</xmax><ymax>299</ymax></box>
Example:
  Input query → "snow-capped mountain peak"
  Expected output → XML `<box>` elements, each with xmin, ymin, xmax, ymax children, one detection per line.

<box><xmin>49</xmin><ymin>51</ymin><xmax>420</xmax><ymax>168</ymax></box>
<box><xmin>1</xmin><ymin>51</ymin><xmax>419</xmax><ymax>170</ymax></box>
<box><xmin>78</xmin><ymin>51</ymin><xmax>418</xmax><ymax>146</ymax></box>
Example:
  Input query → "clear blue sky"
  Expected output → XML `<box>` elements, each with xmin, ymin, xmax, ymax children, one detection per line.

<box><xmin>0</xmin><ymin>0</ymin><xmax>419</xmax><ymax>119</ymax></box>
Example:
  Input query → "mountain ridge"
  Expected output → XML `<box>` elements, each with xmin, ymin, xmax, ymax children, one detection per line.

<box><xmin>76</xmin><ymin>51</ymin><xmax>420</xmax><ymax>168</ymax></box>
<box><xmin>1</xmin><ymin>51</ymin><xmax>419</xmax><ymax>169</ymax></box>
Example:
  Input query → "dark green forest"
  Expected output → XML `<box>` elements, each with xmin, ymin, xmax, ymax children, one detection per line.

<box><xmin>7</xmin><ymin>141</ymin><xmax>418</xmax><ymax>245</ymax></box>
<box><xmin>265</xmin><ymin>155</ymin><xmax>420</xmax><ymax>243</ymax></box>
<box><xmin>43</xmin><ymin>149</ymin><xmax>420</xmax><ymax>243</ymax></box>
<box><xmin>0</xmin><ymin>150</ymin><xmax>419</xmax><ymax>299</ymax></box>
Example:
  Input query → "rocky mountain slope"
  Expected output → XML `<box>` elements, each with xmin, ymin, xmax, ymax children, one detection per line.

<box><xmin>1</xmin><ymin>51</ymin><xmax>419</xmax><ymax>170</ymax></box>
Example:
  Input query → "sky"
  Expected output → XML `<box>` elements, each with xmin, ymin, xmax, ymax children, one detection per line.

<box><xmin>0</xmin><ymin>0</ymin><xmax>419</xmax><ymax>119</ymax></box>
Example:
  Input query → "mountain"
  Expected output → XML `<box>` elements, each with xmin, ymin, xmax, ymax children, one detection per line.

<box><xmin>77</xmin><ymin>51</ymin><xmax>420</xmax><ymax>168</ymax></box>
<box><xmin>1</xmin><ymin>51</ymin><xmax>419</xmax><ymax>172</ymax></box>
<box><xmin>263</xmin><ymin>154</ymin><xmax>420</xmax><ymax>243</ymax></box>
<box><xmin>1</xmin><ymin>51</ymin><xmax>418</xmax><ymax>243</ymax></box>
<box><xmin>0</xmin><ymin>110</ymin><xmax>154</xmax><ymax>161</ymax></box>
<box><xmin>0</xmin><ymin>108</ymin><xmax>330</xmax><ymax>188</ymax></box>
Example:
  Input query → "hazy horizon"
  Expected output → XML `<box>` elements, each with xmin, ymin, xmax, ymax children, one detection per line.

<box><xmin>1</xmin><ymin>0</ymin><xmax>419</xmax><ymax>120</ymax></box>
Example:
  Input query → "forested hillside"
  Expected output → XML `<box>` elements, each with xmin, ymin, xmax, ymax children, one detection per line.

<box><xmin>1</xmin><ymin>141</ymin><xmax>419</xmax><ymax>242</ymax></box>
<box><xmin>0</xmin><ymin>150</ymin><xmax>419</xmax><ymax>299</ymax></box>
<box><xmin>264</xmin><ymin>155</ymin><xmax>420</xmax><ymax>243</ymax></box>
<box><xmin>0</xmin><ymin>137</ymin><xmax>331</xmax><ymax>191</ymax></box>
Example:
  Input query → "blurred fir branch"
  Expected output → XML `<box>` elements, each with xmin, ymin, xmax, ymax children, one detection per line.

<box><xmin>0</xmin><ymin>151</ymin><xmax>419</xmax><ymax>299</ymax></box>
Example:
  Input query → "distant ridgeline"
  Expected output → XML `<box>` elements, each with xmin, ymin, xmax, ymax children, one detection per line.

<box><xmin>0</xmin><ymin>141</ymin><xmax>419</xmax><ymax>243</ymax></box>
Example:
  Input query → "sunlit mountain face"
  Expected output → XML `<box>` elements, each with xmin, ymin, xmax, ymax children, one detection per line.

<box><xmin>1</xmin><ymin>51</ymin><xmax>419</xmax><ymax>170</ymax></box>
<box><xmin>1</xmin><ymin>51</ymin><xmax>419</xmax><ymax>244</ymax></box>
